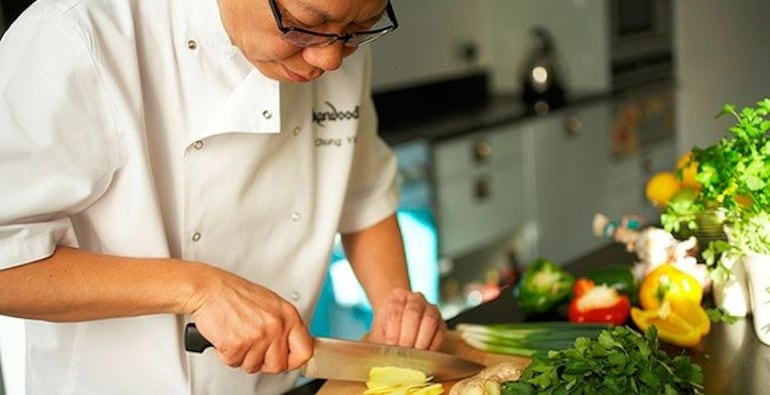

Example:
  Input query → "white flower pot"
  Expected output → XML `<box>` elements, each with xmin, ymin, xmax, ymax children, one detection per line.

<box><xmin>742</xmin><ymin>252</ymin><xmax>770</xmax><ymax>346</ymax></box>
<box><xmin>712</xmin><ymin>251</ymin><xmax>750</xmax><ymax>317</ymax></box>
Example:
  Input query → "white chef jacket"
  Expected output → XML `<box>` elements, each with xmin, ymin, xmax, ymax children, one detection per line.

<box><xmin>0</xmin><ymin>0</ymin><xmax>399</xmax><ymax>394</ymax></box>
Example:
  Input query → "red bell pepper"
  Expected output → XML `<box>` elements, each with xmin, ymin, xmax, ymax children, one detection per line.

<box><xmin>568</xmin><ymin>278</ymin><xmax>631</xmax><ymax>326</ymax></box>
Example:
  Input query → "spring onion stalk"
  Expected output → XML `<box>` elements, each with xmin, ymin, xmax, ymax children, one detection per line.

<box><xmin>456</xmin><ymin>322</ymin><xmax>609</xmax><ymax>357</ymax></box>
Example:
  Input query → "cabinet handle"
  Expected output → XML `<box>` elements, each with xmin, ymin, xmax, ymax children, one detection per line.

<box><xmin>474</xmin><ymin>175</ymin><xmax>492</xmax><ymax>201</ymax></box>
<box><xmin>473</xmin><ymin>139</ymin><xmax>493</xmax><ymax>163</ymax></box>
<box><xmin>565</xmin><ymin>114</ymin><xmax>583</xmax><ymax>136</ymax></box>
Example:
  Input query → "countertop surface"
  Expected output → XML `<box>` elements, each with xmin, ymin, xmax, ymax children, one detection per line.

<box><xmin>286</xmin><ymin>242</ymin><xmax>770</xmax><ymax>395</ymax></box>
<box><xmin>377</xmin><ymin>91</ymin><xmax>609</xmax><ymax>147</ymax></box>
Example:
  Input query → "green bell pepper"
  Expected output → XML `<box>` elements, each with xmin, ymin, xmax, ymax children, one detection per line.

<box><xmin>515</xmin><ymin>258</ymin><xmax>575</xmax><ymax>314</ymax></box>
<box><xmin>584</xmin><ymin>265</ymin><xmax>637</xmax><ymax>296</ymax></box>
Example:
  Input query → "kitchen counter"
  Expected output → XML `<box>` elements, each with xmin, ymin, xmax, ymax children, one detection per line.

<box><xmin>377</xmin><ymin>91</ymin><xmax>610</xmax><ymax>147</ymax></box>
<box><xmin>286</xmin><ymin>241</ymin><xmax>770</xmax><ymax>395</ymax></box>
<box><xmin>371</xmin><ymin>71</ymin><xmax>612</xmax><ymax>147</ymax></box>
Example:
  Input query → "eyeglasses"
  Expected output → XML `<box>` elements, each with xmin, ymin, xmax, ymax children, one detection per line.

<box><xmin>268</xmin><ymin>0</ymin><xmax>398</xmax><ymax>48</ymax></box>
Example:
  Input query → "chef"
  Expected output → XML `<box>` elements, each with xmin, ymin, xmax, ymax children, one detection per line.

<box><xmin>0</xmin><ymin>0</ymin><xmax>446</xmax><ymax>394</ymax></box>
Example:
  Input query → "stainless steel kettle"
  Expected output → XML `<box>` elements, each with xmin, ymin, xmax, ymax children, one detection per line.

<box><xmin>521</xmin><ymin>26</ymin><xmax>566</xmax><ymax>113</ymax></box>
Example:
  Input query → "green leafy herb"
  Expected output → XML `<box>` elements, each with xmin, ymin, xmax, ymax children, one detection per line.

<box><xmin>662</xmin><ymin>98</ymin><xmax>770</xmax><ymax>255</ymax></box>
<box><xmin>500</xmin><ymin>380</ymin><xmax>536</xmax><ymax>395</ymax></box>
<box><xmin>503</xmin><ymin>326</ymin><xmax>703</xmax><ymax>395</ymax></box>
<box><xmin>706</xmin><ymin>307</ymin><xmax>738</xmax><ymax>324</ymax></box>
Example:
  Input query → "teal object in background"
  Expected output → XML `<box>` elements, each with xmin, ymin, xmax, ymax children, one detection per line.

<box><xmin>310</xmin><ymin>208</ymin><xmax>439</xmax><ymax>340</ymax></box>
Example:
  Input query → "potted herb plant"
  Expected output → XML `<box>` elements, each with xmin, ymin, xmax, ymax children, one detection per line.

<box><xmin>661</xmin><ymin>98</ymin><xmax>770</xmax><ymax>345</ymax></box>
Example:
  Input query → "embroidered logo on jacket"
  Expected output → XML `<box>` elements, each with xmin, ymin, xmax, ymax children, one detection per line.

<box><xmin>312</xmin><ymin>102</ymin><xmax>359</xmax><ymax>126</ymax></box>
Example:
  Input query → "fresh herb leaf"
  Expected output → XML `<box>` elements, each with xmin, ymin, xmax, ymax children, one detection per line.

<box><xmin>663</xmin><ymin>98</ymin><xmax>770</xmax><ymax>256</ymax></box>
<box><xmin>514</xmin><ymin>326</ymin><xmax>703</xmax><ymax>394</ymax></box>
<box><xmin>706</xmin><ymin>307</ymin><xmax>738</xmax><ymax>324</ymax></box>
<box><xmin>500</xmin><ymin>380</ymin><xmax>537</xmax><ymax>395</ymax></box>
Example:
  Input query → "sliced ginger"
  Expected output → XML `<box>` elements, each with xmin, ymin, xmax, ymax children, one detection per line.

<box><xmin>364</xmin><ymin>366</ymin><xmax>444</xmax><ymax>395</ymax></box>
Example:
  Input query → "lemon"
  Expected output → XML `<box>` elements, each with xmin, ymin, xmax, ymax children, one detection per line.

<box><xmin>645</xmin><ymin>171</ymin><xmax>681</xmax><ymax>207</ymax></box>
<box><xmin>676</xmin><ymin>151</ymin><xmax>700</xmax><ymax>190</ymax></box>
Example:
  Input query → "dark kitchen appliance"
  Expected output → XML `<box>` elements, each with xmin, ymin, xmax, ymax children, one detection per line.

<box><xmin>609</xmin><ymin>0</ymin><xmax>674</xmax><ymax>90</ymax></box>
<box><xmin>520</xmin><ymin>26</ymin><xmax>566</xmax><ymax>114</ymax></box>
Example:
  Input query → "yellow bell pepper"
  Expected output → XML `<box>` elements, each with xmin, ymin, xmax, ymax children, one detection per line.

<box><xmin>631</xmin><ymin>298</ymin><xmax>710</xmax><ymax>347</ymax></box>
<box><xmin>633</xmin><ymin>264</ymin><xmax>709</xmax><ymax>347</ymax></box>
<box><xmin>639</xmin><ymin>264</ymin><xmax>703</xmax><ymax>310</ymax></box>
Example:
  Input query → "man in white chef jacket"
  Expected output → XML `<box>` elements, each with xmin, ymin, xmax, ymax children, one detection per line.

<box><xmin>0</xmin><ymin>0</ymin><xmax>447</xmax><ymax>394</ymax></box>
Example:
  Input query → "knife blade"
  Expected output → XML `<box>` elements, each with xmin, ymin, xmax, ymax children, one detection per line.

<box><xmin>184</xmin><ymin>323</ymin><xmax>484</xmax><ymax>382</ymax></box>
<box><xmin>300</xmin><ymin>335</ymin><xmax>484</xmax><ymax>382</ymax></box>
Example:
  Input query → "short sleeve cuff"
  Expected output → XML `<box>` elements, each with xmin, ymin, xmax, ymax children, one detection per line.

<box><xmin>0</xmin><ymin>219</ymin><xmax>78</xmax><ymax>268</ymax></box>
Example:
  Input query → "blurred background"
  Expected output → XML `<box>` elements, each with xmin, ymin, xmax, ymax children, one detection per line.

<box><xmin>2</xmin><ymin>1</ymin><xmax>770</xmax><ymax>394</ymax></box>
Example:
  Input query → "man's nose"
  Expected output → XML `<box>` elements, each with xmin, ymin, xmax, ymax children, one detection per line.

<box><xmin>302</xmin><ymin>42</ymin><xmax>350</xmax><ymax>72</ymax></box>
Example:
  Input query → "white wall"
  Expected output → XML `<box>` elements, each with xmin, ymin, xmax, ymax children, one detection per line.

<box><xmin>373</xmin><ymin>1</ymin><xmax>770</xmax><ymax>154</ymax></box>
<box><xmin>373</xmin><ymin>0</ymin><xmax>611</xmax><ymax>96</ymax></box>
<box><xmin>674</xmin><ymin>1</ymin><xmax>770</xmax><ymax>153</ymax></box>
<box><xmin>371</xmin><ymin>0</ymin><xmax>492</xmax><ymax>91</ymax></box>
<box><xmin>484</xmin><ymin>0</ymin><xmax>611</xmax><ymax>96</ymax></box>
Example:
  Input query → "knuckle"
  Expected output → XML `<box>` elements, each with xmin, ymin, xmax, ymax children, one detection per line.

<box><xmin>217</xmin><ymin>349</ymin><xmax>243</xmax><ymax>367</ymax></box>
<box><xmin>260</xmin><ymin>361</ymin><xmax>285</xmax><ymax>374</ymax></box>
<box><xmin>242</xmin><ymin>363</ymin><xmax>261</xmax><ymax>374</ymax></box>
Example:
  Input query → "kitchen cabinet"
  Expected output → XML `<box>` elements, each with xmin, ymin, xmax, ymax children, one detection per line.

<box><xmin>605</xmin><ymin>139</ymin><xmax>677</xmax><ymax>225</ymax></box>
<box><xmin>524</xmin><ymin>98</ymin><xmax>677</xmax><ymax>265</ymax></box>
<box><xmin>604</xmin><ymin>85</ymin><xmax>678</xmax><ymax>226</ymax></box>
<box><xmin>525</xmin><ymin>100</ymin><xmax>613</xmax><ymax>264</ymax></box>
<box><xmin>432</xmin><ymin>124</ymin><xmax>527</xmax><ymax>258</ymax></box>
<box><xmin>397</xmin><ymin>95</ymin><xmax>674</xmax><ymax>269</ymax></box>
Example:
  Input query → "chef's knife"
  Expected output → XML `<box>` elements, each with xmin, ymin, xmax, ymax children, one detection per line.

<box><xmin>184</xmin><ymin>323</ymin><xmax>484</xmax><ymax>382</ymax></box>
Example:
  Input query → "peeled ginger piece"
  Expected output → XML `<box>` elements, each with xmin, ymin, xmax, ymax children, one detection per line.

<box><xmin>364</xmin><ymin>366</ymin><xmax>444</xmax><ymax>395</ymax></box>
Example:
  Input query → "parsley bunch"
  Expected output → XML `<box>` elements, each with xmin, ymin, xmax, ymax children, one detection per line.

<box><xmin>501</xmin><ymin>326</ymin><xmax>703</xmax><ymax>395</ymax></box>
<box><xmin>662</xmin><ymin>98</ymin><xmax>770</xmax><ymax>256</ymax></box>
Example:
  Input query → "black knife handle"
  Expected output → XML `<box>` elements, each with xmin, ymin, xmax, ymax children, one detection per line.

<box><xmin>185</xmin><ymin>323</ymin><xmax>214</xmax><ymax>353</ymax></box>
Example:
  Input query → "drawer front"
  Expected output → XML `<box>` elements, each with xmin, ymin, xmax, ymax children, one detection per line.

<box><xmin>435</xmin><ymin>163</ymin><xmax>525</xmax><ymax>257</ymax></box>
<box><xmin>433</xmin><ymin>125</ymin><xmax>523</xmax><ymax>178</ymax></box>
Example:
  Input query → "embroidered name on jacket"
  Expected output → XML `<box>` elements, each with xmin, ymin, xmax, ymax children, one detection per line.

<box><xmin>312</xmin><ymin>102</ymin><xmax>359</xmax><ymax>126</ymax></box>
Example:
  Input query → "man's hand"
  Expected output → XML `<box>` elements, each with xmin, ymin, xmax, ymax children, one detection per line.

<box><xmin>367</xmin><ymin>288</ymin><xmax>446</xmax><ymax>351</ymax></box>
<box><xmin>185</xmin><ymin>264</ymin><xmax>314</xmax><ymax>374</ymax></box>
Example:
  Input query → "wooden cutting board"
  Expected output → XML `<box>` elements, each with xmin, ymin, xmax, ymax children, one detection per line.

<box><xmin>316</xmin><ymin>331</ymin><xmax>531</xmax><ymax>394</ymax></box>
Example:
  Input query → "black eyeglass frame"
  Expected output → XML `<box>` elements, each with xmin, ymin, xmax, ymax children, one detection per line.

<box><xmin>268</xmin><ymin>0</ymin><xmax>399</xmax><ymax>48</ymax></box>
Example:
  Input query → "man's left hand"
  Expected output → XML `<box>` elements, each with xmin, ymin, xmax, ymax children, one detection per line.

<box><xmin>367</xmin><ymin>288</ymin><xmax>446</xmax><ymax>351</ymax></box>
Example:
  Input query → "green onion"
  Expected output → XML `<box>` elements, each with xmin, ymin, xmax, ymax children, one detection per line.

<box><xmin>456</xmin><ymin>322</ymin><xmax>609</xmax><ymax>357</ymax></box>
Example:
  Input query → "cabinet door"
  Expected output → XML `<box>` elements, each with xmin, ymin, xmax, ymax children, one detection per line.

<box><xmin>433</xmin><ymin>125</ymin><xmax>526</xmax><ymax>258</ymax></box>
<box><xmin>604</xmin><ymin>137</ymin><xmax>678</xmax><ymax>225</ymax></box>
<box><xmin>530</xmin><ymin>101</ymin><xmax>612</xmax><ymax>264</ymax></box>
<box><xmin>436</xmin><ymin>163</ymin><xmax>525</xmax><ymax>258</ymax></box>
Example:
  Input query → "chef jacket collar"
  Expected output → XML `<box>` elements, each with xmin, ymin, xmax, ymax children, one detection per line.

<box><xmin>190</xmin><ymin>0</ymin><xmax>231</xmax><ymax>47</ymax></box>
<box><xmin>188</xmin><ymin>0</ymin><xmax>283</xmax><ymax>143</ymax></box>
<box><xmin>192</xmin><ymin>70</ymin><xmax>282</xmax><ymax>143</ymax></box>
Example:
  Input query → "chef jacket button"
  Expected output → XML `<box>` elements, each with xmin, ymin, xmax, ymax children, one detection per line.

<box><xmin>193</xmin><ymin>140</ymin><xmax>204</xmax><ymax>150</ymax></box>
<box><xmin>290</xmin><ymin>291</ymin><xmax>301</xmax><ymax>301</ymax></box>
<box><xmin>262</xmin><ymin>110</ymin><xmax>273</xmax><ymax>120</ymax></box>
<box><xmin>186</xmin><ymin>39</ymin><xmax>198</xmax><ymax>50</ymax></box>
<box><xmin>291</xmin><ymin>212</ymin><xmax>301</xmax><ymax>222</ymax></box>
<box><xmin>293</xmin><ymin>126</ymin><xmax>301</xmax><ymax>136</ymax></box>
<box><xmin>192</xmin><ymin>232</ymin><xmax>202</xmax><ymax>242</ymax></box>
